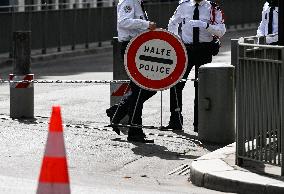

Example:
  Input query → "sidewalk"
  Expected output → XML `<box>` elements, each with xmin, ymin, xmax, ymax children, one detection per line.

<box><xmin>190</xmin><ymin>143</ymin><xmax>284</xmax><ymax>194</ymax></box>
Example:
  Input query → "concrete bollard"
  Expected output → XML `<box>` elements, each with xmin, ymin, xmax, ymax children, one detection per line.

<box><xmin>10</xmin><ymin>31</ymin><xmax>34</xmax><ymax>119</ymax></box>
<box><xmin>198</xmin><ymin>63</ymin><xmax>235</xmax><ymax>144</ymax></box>
<box><xmin>109</xmin><ymin>37</ymin><xmax>130</xmax><ymax>124</ymax></box>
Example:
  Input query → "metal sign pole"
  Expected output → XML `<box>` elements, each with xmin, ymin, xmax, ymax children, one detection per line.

<box><xmin>160</xmin><ymin>91</ymin><xmax>163</xmax><ymax>129</ymax></box>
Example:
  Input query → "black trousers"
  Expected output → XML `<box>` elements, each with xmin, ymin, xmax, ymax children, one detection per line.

<box><xmin>112</xmin><ymin>41</ymin><xmax>156</xmax><ymax>137</ymax></box>
<box><xmin>169</xmin><ymin>43</ymin><xmax>213</xmax><ymax>128</ymax></box>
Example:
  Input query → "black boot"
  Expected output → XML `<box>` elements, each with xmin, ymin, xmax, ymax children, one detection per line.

<box><xmin>106</xmin><ymin>104</ymin><xmax>119</xmax><ymax>120</ymax></box>
<box><xmin>106</xmin><ymin>104</ymin><xmax>120</xmax><ymax>135</ymax></box>
<box><xmin>106</xmin><ymin>101</ymin><xmax>129</xmax><ymax>135</ymax></box>
<box><xmin>127</xmin><ymin>136</ymin><xmax>154</xmax><ymax>143</ymax></box>
<box><xmin>162</xmin><ymin>113</ymin><xmax>183</xmax><ymax>131</ymax></box>
<box><xmin>127</xmin><ymin>123</ymin><xmax>152</xmax><ymax>143</ymax></box>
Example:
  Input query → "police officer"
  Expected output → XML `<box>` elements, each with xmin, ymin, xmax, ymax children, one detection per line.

<box><xmin>106</xmin><ymin>0</ymin><xmax>156</xmax><ymax>143</ymax></box>
<box><xmin>257</xmin><ymin>0</ymin><xmax>279</xmax><ymax>45</ymax></box>
<box><xmin>164</xmin><ymin>0</ymin><xmax>226</xmax><ymax>132</ymax></box>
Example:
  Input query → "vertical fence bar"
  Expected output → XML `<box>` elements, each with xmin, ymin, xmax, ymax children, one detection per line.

<box><xmin>278</xmin><ymin>61</ymin><xmax>281</xmax><ymax>165</ymax></box>
<box><xmin>255</xmin><ymin>60</ymin><xmax>261</xmax><ymax>160</ymax></box>
<box><xmin>263</xmin><ymin>61</ymin><xmax>268</xmax><ymax>162</ymax></box>
<box><xmin>72</xmin><ymin>3</ymin><xmax>77</xmax><ymax>50</ymax></box>
<box><xmin>281</xmin><ymin>48</ymin><xmax>284</xmax><ymax>175</ymax></box>
<box><xmin>27</xmin><ymin>2</ymin><xmax>32</xmax><ymax>32</ymax></box>
<box><xmin>42</xmin><ymin>3</ymin><xmax>47</xmax><ymax>54</ymax></box>
<box><xmin>242</xmin><ymin>57</ymin><xmax>247</xmax><ymax>157</ymax></box>
<box><xmin>261</xmin><ymin>60</ymin><xmax>266</xmax><ymax>161</ymax></box>
<box><xmin>249</xmin><ymin>61</ymin><xmax>254</xmax><ymax>158</ymax></box>
<box><xmin>259</xmin><ymin>61</ymin><xmax>264</xmax><ymax>161</ymax></box>
<box><xmin>236</xmin><ymin>44</ymin><xmax>244</xmax><ymax>166</ymax></box>
<box><xmin>272</xmin><ymin>62</ymin><xmax>278</xmax><ymax>164</ymax></box>
<box><xmin>251</xmin><ymin>60</ymin><xmax>257</xmax><ymax>159</ymax></box>
<box><xmin>85</xmin><ymin>3</ymin><xmax>91</xmax><ymax>49</ymax></box>
<box><xmin>167</xmin><ymin>0</ymin><xmax>171</xmax><ymax>23</ymax></box>
<box><xmin>57</xmin><ymin>4</ymin><xmax>62</xmax><ymax>52</ymax></box>
<box><xmin>9</xmin><ymin>1</ymin><xmax>15</xmax><ymax>58</ymax></box>
<box><xmin>245</xmin><ymin>59</ymin><xmax>251</xmax><ymax>158</ymax></box>
<box><xmin>98</xmin><ymin>5</ymin><xmax>102</xmax><ymax>47</ymax></box>
<box><xmin>267</xmin><ymin>61</ymin><xmax>272</xmax><ymax>163</ymax></box>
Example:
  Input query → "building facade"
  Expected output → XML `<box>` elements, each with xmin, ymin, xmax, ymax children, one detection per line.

<box><xmin>1</xmin><ymin>0</ymin><xmax>117</xmax><ymax>12</ymax></box>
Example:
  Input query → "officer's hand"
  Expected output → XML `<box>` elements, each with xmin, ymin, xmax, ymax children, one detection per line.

<box><xmin>188</xmin><ymin>20</ymin><xmax>208</xmax><ymax>28</ymax></box>
<box><xmin>148</xmin><ymin>22</ymin><xmax>157</xmax><ymax>30</ymax></box>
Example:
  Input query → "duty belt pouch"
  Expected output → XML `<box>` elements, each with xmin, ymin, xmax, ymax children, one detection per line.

<box><xmin>210</xmin><ymin>37</ymin><xmax>221</xmax><ymax>56</ymax></box>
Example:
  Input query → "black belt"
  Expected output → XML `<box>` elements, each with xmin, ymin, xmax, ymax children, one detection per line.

<box><xmin>184</xmin><ymin>42</ymin><xmax>211</xmax><ymax>47</ymax></box>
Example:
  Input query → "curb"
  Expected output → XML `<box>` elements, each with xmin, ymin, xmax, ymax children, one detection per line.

<box><xmin>190</xmin><ymin>143</ymin><xmax>284</xmax><ymax>194</ymax></box>
<box><xmin>0</xmin><ymin>44</ymin><xmax>113</xmax><ymax>69</ymax></box>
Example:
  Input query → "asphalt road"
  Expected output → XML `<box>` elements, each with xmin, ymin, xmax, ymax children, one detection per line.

<box><xmin>0</xmin><ymin>29</ymin><xmax>256</xmax><ymax>194</ymax></box>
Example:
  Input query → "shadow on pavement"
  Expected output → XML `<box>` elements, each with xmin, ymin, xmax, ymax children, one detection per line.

<box><xmin>171</xmin><ymin>130</ymin><xmax>223</xmax><ymax>152</ymax></box>
<box><xmin>241</xmin><ymin>155</ymin><xmax>284</xmax><ymax>181</ymax></box>
<box><xmin>130</xmin><ymin>142</ymin><xmax>199</xmax><ymax>160</ymax></box>
<box><xmin>11</xmin><ymin>117</ymin><xmax>39</xmax><ymax>125</ymax></box>
<box><xmin>112</xmin><ymin>136</ymin><xmax>199</xmax><ymax>160</ymax></box>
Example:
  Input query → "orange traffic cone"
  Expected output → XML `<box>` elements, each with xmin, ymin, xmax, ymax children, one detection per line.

<box><xmin>36</xmin><ymin>106</ymin><xmax>71</xmax><ymax>194</ymax></box>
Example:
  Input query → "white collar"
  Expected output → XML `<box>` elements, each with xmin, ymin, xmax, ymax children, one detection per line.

<box><xmin>189</xmin><ymin>0</ymin><xmax>206</xmax><ymax>6</ymax></box>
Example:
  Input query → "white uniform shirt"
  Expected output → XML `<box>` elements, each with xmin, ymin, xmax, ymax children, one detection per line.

<box><xmin>168</xmin><ymin>0</ymin><xmax>226</xmax><ymax>44</ymax></box>
<box><xmin>257</xmin><ymin>2</ymin><xmax>278</xmax><ymax>44</ymax></box>
<box><xmin>117</xmin><ymin>0</ymin><xmax>150</xmax><ymax>42</ymax></box>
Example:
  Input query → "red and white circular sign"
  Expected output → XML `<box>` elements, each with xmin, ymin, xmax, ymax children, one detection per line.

<box><xmin>124</xmin><ymin>29</ymin><xmax>188</xmax><ymax>91</ymax></box>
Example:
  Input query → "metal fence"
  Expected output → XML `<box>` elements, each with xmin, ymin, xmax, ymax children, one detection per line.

<box><xmin>0</xmin><ymin>0</ymin><xmax>265</xmax><ymax>56</ymax></box>
<box><xmin>235</xmin><ymin>36</ymin><xmax>284</xmax><ymax>175</ymax></box>
<box><xmin>0</xmin><ymin>1</ymin><xmax>179</xmax><ymax>55</ymax></box>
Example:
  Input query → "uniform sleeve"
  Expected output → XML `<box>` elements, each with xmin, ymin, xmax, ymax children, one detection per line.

<box><xmin>167</xmin><ymin>5</ymin><xmax>183</xmax><ymax>36</ymax></box>
<box><xmin>206</xmin><ymin>7</ymin><xmax>226</xmax><ymax>38</ymax></box>
<box><xmin>117</xmin><ymin>0</ymin><xmax>149</xmax><ymax>30</ymax></box>
<box><xmin>257</xmin><ymin>21</ymin><xmax>265</xmax><ymax>36</ymax></box>
<box><xmin>266</xmin><ymin>34</ymin><xmax>278</xmax><ymax>44</ymax></box>
<box><xmin>257</xmin><ymin>5</ymin><xmax>266</xmax><ymax>36</ymax></box>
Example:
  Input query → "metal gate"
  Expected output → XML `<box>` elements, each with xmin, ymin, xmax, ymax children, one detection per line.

<box><xmin>235</xmin><ymin>36</ymin><xmax>284</xmax><ymax>175</ymax></box>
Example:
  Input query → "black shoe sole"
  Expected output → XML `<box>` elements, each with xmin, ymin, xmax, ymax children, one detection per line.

<box><xmin>127</xmin><ymin>137</ymin><xmax>154</xmax><ymax>143</ymax></box>
<box><xmin>113</xmin><ymin>127</ymin><xmax>120</xmax><ymax>135</ymax></box>
<box><xmin>161</xmin><ymin>125</ymin><xmax>182</xmax><ymax>130</ymax></box>
<box><xmin>172</xmin><ymin>129</ymin><xmax>184</xmax><ymax>132</ymax></box>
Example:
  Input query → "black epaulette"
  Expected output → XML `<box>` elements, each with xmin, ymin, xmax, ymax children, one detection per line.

<box><xmin>179</xmin><ymin>0</ymin><xmax>190</xmax><ymax>4</ymax></box>
<box><xmin>210</xmin><ymin>1</ymin><xmax>221</xmax><ymax>11</ymax></box>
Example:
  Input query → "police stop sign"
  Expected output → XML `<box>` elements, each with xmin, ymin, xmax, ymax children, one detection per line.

<box><xmin>125</xmin><ymin>29</ymin><xmax>188</xmax><ymax>91</ymax></box>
